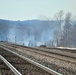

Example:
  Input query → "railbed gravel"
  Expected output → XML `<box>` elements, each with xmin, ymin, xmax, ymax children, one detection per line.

<box><xmin>1</xmin><ymin>45</ymin><xmax>76</xmax><ymax>75</ymax></box>
<box><xmin>5</xmin><ymin>47</ymin><xmax>76</xmax><ymax>75</ymax></box>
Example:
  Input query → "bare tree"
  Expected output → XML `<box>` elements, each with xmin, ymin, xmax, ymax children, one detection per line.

<box><xmin>62</xmin><ymin>12</ymin><xmax>72</xmax><ymax>47</ymax></box>
<box><xmin>37</xmin><ymin>16</ymin><xmax>53</xmax><ymax>46</ymax></box>
<box><xmin>55</xmin><ymin>10</ymin><xmax>64</xmax><ymax>21</ymax></box>
<box><xmin>54</xmin><ymin>10</ymin><xmax>64</xmax><ymax>46</ymax></box>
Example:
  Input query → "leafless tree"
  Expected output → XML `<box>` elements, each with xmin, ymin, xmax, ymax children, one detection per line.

<box><xmin>62</xmin><ymin>12</ymin><xmax>72</xmax><ymax>47</ymax></box>
<box><xmin>54</xmin><ymin>10</ymin><xmax>64</xmax><ymax>46</ymax></box>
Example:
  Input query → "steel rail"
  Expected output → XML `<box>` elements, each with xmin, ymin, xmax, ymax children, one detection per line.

<box><xmin>0</xmin><ymin>46</ymin><xmax>62</xmax><ymax>75</ymax></box>
<box><xmin>0</xmin><ymin>54</ymin><xmax>22</xmax><ymax>75</ymax></box>
<box><xmin>1</xmin><ymin>43</ymin><xmax>76</xmax><ymax>64</ymax></box>
<box><xmin>14</xmin><ymin>44</ymin><xmax>76</xmax><ymax>59</ymax></box>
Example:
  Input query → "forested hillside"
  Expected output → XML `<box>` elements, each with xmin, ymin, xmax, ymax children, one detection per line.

<box><xmin>0</xmin><ymin>12</ymin><xmax>76</xmax><ymax>47</ymax></box>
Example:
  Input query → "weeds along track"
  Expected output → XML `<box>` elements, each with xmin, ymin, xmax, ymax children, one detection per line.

<box><xmin>0</xmin><ymin>43</ymin><xmax>62</xmax><ymax>75</ymax></box>
<box><xmin>0</xmin><ymin>42</ymin><xmax>76</xmax><ymax>75</ymax></box>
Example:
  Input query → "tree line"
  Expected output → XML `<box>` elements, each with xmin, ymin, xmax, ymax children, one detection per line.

<box><xmin>53</xmin><ymin>10</ymin><xmax>76</xmax><ymax>47</ymax></box>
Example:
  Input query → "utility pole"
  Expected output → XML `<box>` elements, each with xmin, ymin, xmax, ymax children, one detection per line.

<box><xmin>28</xmin><ymin>40</ymin><xmax>31</xmax><ymax>46</ymax></box>
<box><xmin>23</xmin><ymin>43</ymin><xmax>24</xmax><ymax>46</ymax></box>
<box><xmin>6</xmin><ymin>38</ymin><xmax>8</xmax><ymax>42</ymax></box>
<box><xmin>15</xmin><ymin>36</ymin><xmax>17</xmax><ymax>44</ymax></box>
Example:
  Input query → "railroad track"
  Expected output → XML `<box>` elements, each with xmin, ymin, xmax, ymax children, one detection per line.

<box><xmin>0</xmin><ymin>44</ymin><xmax>62</xmax><ymax>75</ymax></box>
<box><xmin>4</xmin><ymin>42</ymin><xmax>76</xmax><ymax>59</ymax></box>
<box><xmin>1</xmin><ymin>42</ymin><xmax>76</xmax><ymax>63</ymax></box>
<box><xmin>0</xmin><ymin>42</ymin><xmax>76</xmax><ymax>75</ymax></box>
<box><xmin>41</xmin><ymin>47</ymin><xmax>76</xmax><ymax>53</ymax></box>
<box><xmin>0</xmin><ymin>55</ymin><xmax>22</xmax><ymax>75</ymax></box>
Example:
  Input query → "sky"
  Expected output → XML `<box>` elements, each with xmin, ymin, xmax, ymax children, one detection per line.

<box><xmin>0</xmin><ymin>0</ymin><xmax>76</xmax><ymax>20</ymax></box>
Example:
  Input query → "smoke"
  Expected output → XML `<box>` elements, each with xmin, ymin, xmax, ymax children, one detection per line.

<box><xmin>0</xmin><ymin>19</ymin><xmax>11</xmax><ymax>41</ymax></box>
<box><xmin>0</xmin><ymin>19</ymin><xmax>54</xmax><ymax>46</ymax></box>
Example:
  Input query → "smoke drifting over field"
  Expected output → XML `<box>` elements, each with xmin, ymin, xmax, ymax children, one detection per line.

<box><xmin>0</xmin><ymin>19</ymin><xmax>57</xmax><ymax>46</ymax></box>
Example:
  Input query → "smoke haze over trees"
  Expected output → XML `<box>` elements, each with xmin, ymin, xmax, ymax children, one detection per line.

<box><xmin>0</xmin><ymin>11</ymin><xmax>76</xmax><ymax>47</ymax></box>
<box><xmin>0</xmin><ymin>19</ymin><xmax>54</xmax><ymax>46</ymax></box>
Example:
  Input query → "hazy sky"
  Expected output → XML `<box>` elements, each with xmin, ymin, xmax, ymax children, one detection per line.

<box><xmin>0</xmin><ymin>0</ymin><xmax>76</xmax><ymax>20</ymax></box>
